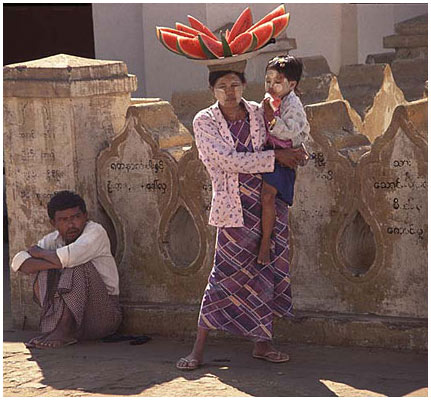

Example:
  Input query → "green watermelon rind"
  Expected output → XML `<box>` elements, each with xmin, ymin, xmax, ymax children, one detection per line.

<box><xmin>221</xmin><ymin>33</ymin><xmax>233</xmax><ymax>57</ymax></box>
<box><xmin>198</xmin><ymin>35</ymin><xmax>218</xmax><ymax>59</ymax></box>
<box><xmin>229</xmin><ymin>32</ymin><xmax>254</xmax><ymax>55</ymax></box>
<box><xmin>158</xmin><ymin>31</ymin><xmax>183</xmax><ymax>56</ymax></box>
<box><xmin>250</xmin><ymin>22</ymin><xmax>275</xmax><ymax>50</ymax></box>
<box><xmin>177</xmin><ymin>37</ymin><xmax>207</xmax><ymax>60</ymax></box>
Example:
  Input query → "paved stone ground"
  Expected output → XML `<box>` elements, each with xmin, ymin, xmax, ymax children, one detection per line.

<box><xmin>3</xmin><ymin>243</ymin><xmax>428</xmax><ymax>397</ymax></box>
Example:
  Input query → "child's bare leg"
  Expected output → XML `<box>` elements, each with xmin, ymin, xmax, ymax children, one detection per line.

<box><xmin>258</xmin><ymin>181</ymin><xmax>278</xmax><ymax>265</ymax></box>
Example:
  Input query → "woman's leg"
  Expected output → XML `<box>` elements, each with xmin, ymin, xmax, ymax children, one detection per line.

<box><xmin>258</xmin><ymin>181</ymin><xmax>278</xmax><ymax>264</ymax></box>
<box><xmin>176</xmin><ymin>326</ymin><xmax>209</xmax><ymax>370</ymax></box>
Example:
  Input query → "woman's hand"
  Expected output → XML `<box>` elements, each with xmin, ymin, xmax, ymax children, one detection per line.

<box><xmin>263</xmin><ymin>98</ymin><xmax>275</xmax><ymax>122</ymax></box>
<box><xmin>274</xmin><ymin>147</ymin><xmax>308</xmax><ymax>169</ymax></box>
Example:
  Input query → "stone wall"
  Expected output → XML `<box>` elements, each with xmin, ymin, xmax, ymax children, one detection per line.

<box><xmin>4</xmin><ymin>55</ymin><xmax>427</xmax><ymax>350</ymax></box>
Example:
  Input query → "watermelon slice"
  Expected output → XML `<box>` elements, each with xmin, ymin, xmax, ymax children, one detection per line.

<box><xmin>158</xmin><ymin>31</ymin><xmax>183</xmax><ymax>55</ymax></box>
<box><xmin>271</xmin><ymin>13</ymin><xmax>290</xmax><ymax>38</ymax></box>
<box><xmin>220</xmin><ymin>32</ymin><xmax>233</xmax><ymax>57</ymax></box>
<box><xmin>229</xmin><ymin>31</ymin><xmax>254</xmax><ymax>55</ymax></box>
<box><xmin>175</xmin><ymin>22</ymin><xmax>201</xmax><ymax>37</ymax></box>
<box><xmin>228</xmin><ymin>7</ymin><xmax>253</xmax><ymax>43</ymax></box>
<box><xmin>250</xmin><ymin>21</ymin><xmax>275</xmax><ymax>50</ymax></box>
<box><xmin>177</xmin><ymin>36</ymin><xmax>207</xmax><ymax>59</ymax></box>
<box><xmin>156</xmin><ymin>27</ymin><xmax>195</xmax><ymax>39</ymax></box>
<box><xmin>246</xmin><ymin>4</ymin><xmax>286</xmax><ymax>32</ymax></box>
<box><xmin>187</xmin><ymin>15</ymin><xmax>219</xmax><ymax>41</ymax></box>
<box><xmin>198</xmin><ymin>34</ymin><xmax>223</xmax><ymax>59</ymax></box>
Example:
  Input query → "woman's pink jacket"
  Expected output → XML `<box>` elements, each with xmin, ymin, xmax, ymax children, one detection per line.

<box><xmin>193</xmin><ymin>99</ymin><xmax>276</xmax><ymax>227</ymax></box>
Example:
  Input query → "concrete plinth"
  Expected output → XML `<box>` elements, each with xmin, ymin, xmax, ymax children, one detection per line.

<box><xmin>4</xmin><ymin>54</ymin><xmax>137</xmax><ymax>329</ymax></box>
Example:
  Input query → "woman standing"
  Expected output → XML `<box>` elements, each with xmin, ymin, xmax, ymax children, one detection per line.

<box><xmin>176</xmin><ymin>61</ymin><xmax>307</xmax><ymax>370</ymax></box>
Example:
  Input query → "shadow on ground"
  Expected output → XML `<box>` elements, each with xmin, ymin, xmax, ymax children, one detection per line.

<box><xmin>3</xmin><ymin>328</ymin><xmax>428</xmax><ymax>397</ymax></box>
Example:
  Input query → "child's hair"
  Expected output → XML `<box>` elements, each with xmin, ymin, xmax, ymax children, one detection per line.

<box><xmin>266</xmin><ymin>55</ymin><xmax>303</xmax><ymax>96</ymax></box>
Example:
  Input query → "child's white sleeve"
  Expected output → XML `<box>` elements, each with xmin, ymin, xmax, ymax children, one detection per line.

<box><xmin>270</xmin><ymin>96</ymin><xmax>310</xmax><ymax>147</ymax></box>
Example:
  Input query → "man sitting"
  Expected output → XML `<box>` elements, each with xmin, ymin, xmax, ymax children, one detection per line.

<box><xmin>11</xmin><ymin>190</ymin><xmax>122</xmax><ymax>349</ymax></box>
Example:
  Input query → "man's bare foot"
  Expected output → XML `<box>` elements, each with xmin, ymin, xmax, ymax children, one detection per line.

<box><xmin>257</xmin><ymin>240</ymin><xmax>271</xmax><ymax>265</ymax></box>
<box><xmin>33</xmin><ymin>336</ymin><xmax>77</xmax><ymax>349</ymax></box>
<box><xmin>176</xmin><ymin>352</ymin><xmax>203</xmax><ymax>370</ymax></box>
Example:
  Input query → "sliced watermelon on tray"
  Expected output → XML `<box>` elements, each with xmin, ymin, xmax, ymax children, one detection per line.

<box><xmin>228</xmin><ymin>7</ymin><xmax>253</xmax><ymax>43</ymax></box>
<box><xmin>250</xmin><ymin>21</ymin><xmax>275</xmax><ymax>50</ymax></box>
<box><xmin>187</xmin><ymin>15</ymin><xmax>219</xmax><ymax>41</ymax></box>
<box><xmin>271</xmin><ymin>13</ymin><xmax>290</xmax><ymax>38</ymax></box>
<box><xmin>175</xmin><ymin>22</ymin><xmax>202</xmax><ymax>37</ymax></box>
<box><xmin>157</xmin><ymin>27</ymin><xmax>195</xmax><ymax>39</ymax></box>
<box><xmin>177</xmin><ymin>36</ymin><xmax>207</xmax><ymax>59</ymax></box>
<box><xmin>246</xmin><ymin>4</ymin><xmax>286</xmax><ymax>33</ymax></box>
<box><xmin>156</xmin><ymin>5</ymin><xmax>291</xmax><ymax>59</ymax></box>
<box><xmin>198</xmin><ymin>34</ymin><xmax>224</xmax><ymax>59</ymax></box>
<box><xmin>229</xmin><ymin>31</ymin><xmax>255</xmax><ymax>55</ymax></box>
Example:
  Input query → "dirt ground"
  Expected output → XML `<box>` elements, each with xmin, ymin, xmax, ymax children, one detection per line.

<box><xmin>3</xmin><ymin>326</ymin><xmax>428</xmax><ymax>397</ymax></box>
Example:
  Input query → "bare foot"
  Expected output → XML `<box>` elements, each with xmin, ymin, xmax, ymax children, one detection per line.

<box><xmin>33</xmin><ymin>336</ymin><xmax>77</xmax><ymax>349</ymax></box>
<box><xmin>257</xmin><ymin>240</ymin><xmax>271</xmax><ymax>265</ymax></box>
<box><xmin>176</xmin><ymin>352</ymin><xmax>203</xmax><ymax>370</ymax></box>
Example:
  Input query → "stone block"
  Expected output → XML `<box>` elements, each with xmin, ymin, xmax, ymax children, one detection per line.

<box><xmin>3</xmin><ymin>54</ymin><xmax>137</xmax><ymax>329</ymax></box>
<box><xmin>394</xmin><ymin>14</ymin><xmax>428</xmax><ymax>36</ymax></box>
<box><xmin>391</xmin><ymin>58</ymin><xmax>428</xmax><ymax>102</ymax></box>
<box><xmin>365</xmin><ymin>52</ymin><xmax>396</xmax><ymax>65</ymax></box>
<box><xmin>383</xmin><ymin>34</ymin><xmax>427</xmax><ymax>50</ymax></box>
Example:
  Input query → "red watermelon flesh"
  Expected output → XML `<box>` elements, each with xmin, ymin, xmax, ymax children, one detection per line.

<box><xmin>250</xmin><ymin>21</ymin><xmax>275</xmax><ymax>50</ymax></box>
<box><xmin>228</xmin><ymin>7</ymin><xmax>253</xmax><ymax>43</ymax></box>
<box><xmin>175</xmin><ymin>22</ymin><xmax>201</xmax><ymax>37</ymax></box>
<box><xmin>246</xmin><ymin>4</ymin><xmax>286</xmax><ymax>32</ymax></box>
<box><xmin>157</xmin><ymin>27</ymin><xmax>195</xmax><ymax>39</ymax></box>
<box><xmin>187</xmin><ymin>15</ymin><xmax>219</xmax><ymax>41</ymax></box>
<box><xmin>271</xmin><ymin>13</ymin><xmax>290</xmax><ymax>38</ymax></box>
<box><xmin>158</xmin><ymin>31</ymin><xmax>182</xmax><ymax>55</ymax></box>
<box><xmin>199</xmin><ymin>34</ymin><xmax>223</xmax><ymax>58</ymax></box>
<box><xmin>229</xmin><ymin>31</ymin><xmax>254</xmax><ymax>55</ymax></box>
<box><xmin>225</xmin><ymin>28</ymin><xmax>231</xmax><ymax>42</ymax></box>
<box><xmin>177</xmin><ymin>36</ymin><xmax>207</xmax><ymax>59</ymax></box>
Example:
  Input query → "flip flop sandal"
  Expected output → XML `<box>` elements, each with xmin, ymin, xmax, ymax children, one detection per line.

<box><xmin>34</xmin><ymin>338</ymin><xmax>78</xmax><ymax>349</ymax></box>
<box><xmin>253</xmin><ymin>351</ymin><xmax>290</xmax><ymax>363</ymax></box>
<box><xmin>25</xmin><ymin>334</ymin><xmax>49</xmax><ymax>348</ymax></box>
<box><xmin>176</xmin><ymin>357</ymin><xmax>201</xmax><ymax>371</ymax></box>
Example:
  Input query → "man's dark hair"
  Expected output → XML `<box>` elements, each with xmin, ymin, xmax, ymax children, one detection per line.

<box><xmin>266</xmin><ymin>55</ymin><xmax>303</xmax><ymax>95</ymax></box>
<box><xmin>47</xmin><ymin>190</ymin><xmax>87</xmax><ymax>220</ymax></box>
<box><xmin>209</xmin><ymin>71</ymin><xmax>246</xmax><ymax>88</ymax></box>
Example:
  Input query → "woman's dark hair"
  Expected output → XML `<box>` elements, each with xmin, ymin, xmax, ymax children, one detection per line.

<box><xmin>47</xmin><ymin>190</ymin><xmax>87</xmax><ymax>220</ymax></box>
<box><xmin>209</xmin><ymin>70</ymin><xmax>246</xmax><ymax>88</ymax></box>
<box><xmin>266</xmin><ymin>55</ymin><xmax>303</xmax><ymax>95</ymax></box>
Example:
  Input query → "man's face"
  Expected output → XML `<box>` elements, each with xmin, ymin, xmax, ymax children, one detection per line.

<box><xmin>51</xmin><ymin>207</ymin><xmax>88</xmax><ymax>244</ymax></box>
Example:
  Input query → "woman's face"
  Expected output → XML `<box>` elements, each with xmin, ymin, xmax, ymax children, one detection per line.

<box><xmin>265</xmin><ymin>68</ymin><xmax>296</xmax><ymax>98</ymax></box>
<box><xmin>212</xmin><ymin>73</ymin><xmax>245</xmax><ymax>107</ymax></box>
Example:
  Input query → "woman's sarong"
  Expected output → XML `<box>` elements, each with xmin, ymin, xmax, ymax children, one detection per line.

<box><xmin>198</xmin><ymin>116</ymin><xmax>293</xmax><ymax>342</ymax></box>
<box><xmin>34</xmin><ymin>262</ymin><xmax>122</xmax><ymax>340</ymax></box>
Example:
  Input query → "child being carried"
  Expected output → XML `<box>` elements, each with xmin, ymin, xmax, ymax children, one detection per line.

<box><xmin>258</xmin><ymin>55</ymin><xmax>310</xmax><ymax>265</ymax></box>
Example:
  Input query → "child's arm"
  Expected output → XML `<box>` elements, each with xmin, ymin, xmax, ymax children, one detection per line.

<box><xmin>269</xmin><ymin>96</ymin><xmax>310</xmax><ymax>148</ymax></box>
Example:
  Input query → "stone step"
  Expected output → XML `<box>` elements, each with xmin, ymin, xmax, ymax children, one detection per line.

<box><xmin>120</xmin><ymin>303</ymin><xmax>427</xmax><ymax>351</ymax></box>
<box><xmin>395</xmin><ymin>14</ymin><xmax>428</xmax><ymax>36</ymax></box>
<box><xmin>301</xmin><ymin>55</ymin><xmax>331</xmax><ymax>77</ymax></box>
<box><xmin>338</xmin><ymin>64</ymin><xmax>387</xmax><ymax>88</ymax></box>
<box><xmin>365</xmin><ymin>52</ymin><xmax>396</xmax><ymax>65</ymax></box>
<box><xmin>383</xmin><ymin>34</ymin><xmax>427</xmax><ymax>49</ymax></box>
<box><xmin>395</xmin><ymin>47</ymin><xmax>427</xmax><ymax>60</ymax></box>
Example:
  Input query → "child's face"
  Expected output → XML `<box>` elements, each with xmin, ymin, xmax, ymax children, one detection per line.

<box><xmin>265</xmin><ymin>68</ymin><xmax>296</xmax><ymax>98</ymax></box>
